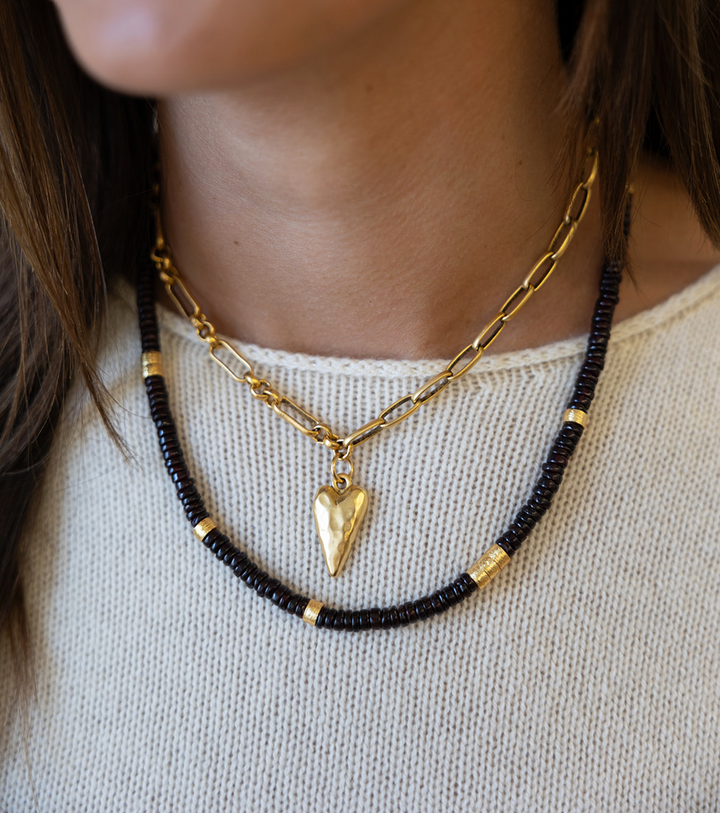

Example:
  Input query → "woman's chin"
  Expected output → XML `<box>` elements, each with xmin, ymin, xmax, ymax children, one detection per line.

<box><xmin>51</xmin><ymin>0</ymin><xmax>412</xmax><ymax>96</ymax></box>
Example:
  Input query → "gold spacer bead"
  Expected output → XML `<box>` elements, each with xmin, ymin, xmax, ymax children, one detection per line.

<box><xmin>563</xmin><ymin>408</ymin><xmax>588</xmax><ymax>428</ymax></box>
<box><xmin>467</xmin><ymin>544</ymin><xmax>511</xmax><ymax>589</ymax></box>
<box><xmin>302</xmin><ymin>599</ymin><xmax>324</xmax><ymax>626</ymax></box>
<box><xmin>141</xmin><ymin>351</ymin><xmax>164</xmax><ymax>379</ymax></box>
<box><xmin>193</xmin><ymin>517</ymin><xmax>217</xmax><ymax>541</ymax></box>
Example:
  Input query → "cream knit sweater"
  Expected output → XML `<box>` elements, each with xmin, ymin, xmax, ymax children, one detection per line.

<box><xmin>1</xmin><ymin>266</ymin><xmax>719</xmax><ymax>812</ymax></box>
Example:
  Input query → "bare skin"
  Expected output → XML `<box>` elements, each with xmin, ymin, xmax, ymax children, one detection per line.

<box><xmin>149</xmin><ymin>0</ymin><xmax>720</xmax><ymax>359</ymax></box>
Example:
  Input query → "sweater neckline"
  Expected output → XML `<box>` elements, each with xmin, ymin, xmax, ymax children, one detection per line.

<box><xmin>116</xmin><ymin>262</ymin><xmax>720</xmax><ymax>379</ymax></box>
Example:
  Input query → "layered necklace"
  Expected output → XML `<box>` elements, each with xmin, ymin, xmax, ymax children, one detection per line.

<box><xmin>139</xmin><ymin>149</ymin><xmax>627</xmax><ymax>630</ymax></box>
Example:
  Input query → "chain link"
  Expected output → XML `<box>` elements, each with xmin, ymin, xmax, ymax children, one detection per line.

<box><xmin>152</xmin><ymin>149</ymin><xmax>598</xmax><ymax>456</ymax></box>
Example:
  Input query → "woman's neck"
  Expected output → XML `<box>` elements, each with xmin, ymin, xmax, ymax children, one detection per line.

<box><xmin>158</xmin><ymin>0</ymin><xmax>602</xmax><ymax>359</ymax></box>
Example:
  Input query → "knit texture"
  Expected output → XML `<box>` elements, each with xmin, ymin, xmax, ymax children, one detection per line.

<box><xmin>2</xmin><ymin>266</ymin><xmax>720</xmax><ymax>812</ymax></box>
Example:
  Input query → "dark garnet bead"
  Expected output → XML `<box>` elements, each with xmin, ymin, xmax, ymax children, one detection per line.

<box><xmin>223</xmin><ymin>548</ymin><xmax>240</xmax><ymax>567</ymax></box>
<box><xmin>260</xmin><ymin>578</ymin><xmax>280</xmax><ymax>599</ymax></box>
<box><xmin>215</xmin><ymin>540</ymin><xmax>233</xmax><ymax>560</ymax></box>
<box><xmin>351</xmin><ymin>612</ymin><xmax>362</xmax><ymax>631</ymax></box>
<box><xmin>542</xmin><ymin>465</ymin><xmax>564</xmax><ymax>481</ymax></box>
<box><xmin>539</xmin><ymin>478</ymin><xmax>560</xmax><ymax>493</ymax></box>
<box><xmin>182</xmin><ymin>496</ymin><xmax>205</xmax><ymax>510</ymax></box>
<box><xmin>397</xmin><ymin>604</ymin><xmax>411</xmax><ymax>625</ymax></box>
<box><xmin>342</xmin><ymin>612</ymin><xmax>354</xmax><ymax>631</ymax></box>
<box><xmin>585</xmin><ymin>350</ymin><xmax>605</xmax><ymax>364</ymax></box>
<box><xmin>380</xmin><ymin>608</ymin><xmax>394</xmax><ymax>628</ymax></box>
<box><xmin>576</xmin><ymin>375</ymin><xmax>598</xmax><ymax>391</ymax></box>
<box><xmin>497</xmin><ymin>538</ymin><xmax>514</xmax><ymax>557</ymax></box>
<box><xmin>295</xmin><ymin>598</ymin><xmax>310</xmax><ymax>618</ymax></box>
<box><xmin>163</xmin><ymin>452</ymin><xmax>184</xmax><ymax>468</ymax></box>
<box><xmin>553</xmin><ymin>442</ymin><xmax>577</xmax><ymax>459</ymax></box>
<box><xmin>186</xmin><ymin>508</ymin><xmax>208</xmax><ymax>525</ymax></box>
<box><xmin>208</xmin><ymin>534</ymin><xmax>226</xmax><ymax>553</ymax></box>
<box><xmin>171</xmin><ymin>471</ymin><xmax>193</xmax><ymax>487</ymax></box>
<box><xmin>241</xmin><ymin>565</ymin><xmax>259</xmax><ymax>585</ymax></box>
<box><xmin>211</xmin><ymin>536</ymin><xmax>231</xmax><ymax>556</ymax></box>
<box><xmin>528</xmin><ymin>494</ymin><xmax>550</xmax><ymax>511</ymax></box>
<box><xmin>415</xmin><ymin>598</ymin><xmax>429</xmax><ymax>617</ymax></box>
<box><xmin>592</xmin><ymin>317</ymin><xmax>611</xmax><ymax>333</ymax></box>
<box><xmin>357</xmin><ymin>609</ymin><xmax>370</xmax><ymax>629</ymax></box>
<box><xmin>368</xmin><ymin>609</ymin><xmax>381</xmax><ymax>629</ymax></box>
<box><xmin>450</xmin><ymin>582</ymin><xmax>467</xmax><ymax>602</ymax></box>
<box><xmin>587</xmin><ymin>335</ymin><xmax>609</xmax><ymax>350</ymax></box>
<box><xmin>458</xmin><ymin>572</ymin><xmax>478</xmax><ymax>593</ymax></box>
<box><xmin>203</xmin><ymin>527</ymin><xmax>221</xmax><ymax>544</ymax></box>
<box><xmin>165</xmin><ymin>463</ymin><xmax>185</xmax><ymax>479</ymax></box>
<box><xmin>424</xmin><ymin>595</ymin><xmax>440</xmax><ymax>615</ymax></box>
<box><xmin>332</xmin><ymin>612</ymin><xmax>346</xmax><ymax>630</ymax></box>
<box><xmin>155</xmin><ymin>424</ymin><xmax>177</xmax><ymax>440</ymax></box>
<box><xmin>152</xmin><ymin>404</ymin><xmax>172</xmax><ymax>420</ymax></box>
<box><xmin>153</xmin><ymin>419</ymin><xmax>174</xmax><ymax>433</ymax></box>
<box><xmin>520</xmin><ymin>504</ymin><xmax>543</xmax><ymax>522</ymax></box>
<box><xmin>275</xmin><ymin>587</ymin><xmax>292</xmax><ymax>609</ymax></box>
<box><xmin>506</xmin><ymin>525</ymin><xmax>526</xmax><ymax>545</ymax></box>
<box><xmin>576</xmin><ymin>372</ymin><xmax>598</xmax><ymax>387</ymax></box>
<box><xmin>533</xmin><ymin>486</ymin><xmax>555</xmax><ymax>502</ymax></box>
<box><xmin>315</xmin><ymin>607</ymin><xmax>329</xmax><ymax>628</ymax></box>
<box><xmin>147</xmin><ymin>396</ymin><xmax>168</xmax><ymax>411</ymax></box>
<box><xmin>182</xmin><ymin>496</ymin><xmax>204</xmax><ymax>512</ymax></box>
<box><xmin>513</xmin><ymin>515</ymin><xmax>534</xmax><ymax>534</ymax></box>
<box><xmin>582</xmin><ymin>361</ymin><xmax>602</xmax><ymax>376</ymax></box>
<box><xmin>518</xmin><ymin>503</ymin><xmax>540</xmax><ymax>520</ymax></box>
<box><xmin>434</xmin><ymin>591</ymin><xmax>450</xmax><ymax>611</ymax></box>
<box><xmin>253</xmin><ymin>573</ymin><xmax>271</xmax><ymax>594</ymax></box>
<box><xmin>286</xmin><ymin>595</ymin><xmax>298</xmax><ymax>615</ymax></box>
<box><xmin>501</xmin><ymin>531</ymin><xmax>522</xmax><ymax>552</ymax></box>
<box><xmin>235</xmin><ymin>560</ymin><xmax>254</xmax><ymax>580</ymax></box>
<box><xmin>180</xmin><ymin>488</ymin><xmax>201</xmax><ymax>501</ymax></box>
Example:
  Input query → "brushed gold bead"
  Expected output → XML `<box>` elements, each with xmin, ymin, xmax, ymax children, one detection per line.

<box><xmin>563</xmin><ymin>408</ymin><xmax>588</xmax><ymax>428</ymax></box>
<box><xmin>303</xmin><ymin>599</ymin><xmax>324</xmax><ymax>626</ymax></box>
<box><xmin>141</xmin><ymin>351</ymin><xmax>164</xmax><ymax>379</ymax></box>
<box><xmin>467</xmin><ymin>544</ymin><xmax>511</xmax><ymax>589</ymax></box>
<box><xmin>193</xmin><ymin>517</ymin><xmax>217</xmax><ymax>541</ymax></box>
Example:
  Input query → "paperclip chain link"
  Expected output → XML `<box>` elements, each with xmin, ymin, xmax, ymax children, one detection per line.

<box><xmin>151</xmin><ymin>149</ymin><xmax>598</xmax><ymax>455</ymax></box>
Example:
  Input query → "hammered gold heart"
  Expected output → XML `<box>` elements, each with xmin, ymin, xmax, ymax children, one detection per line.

<box><xmin>313</xmin><ymin>484</ymin><xmax>368</xmax><ymax>577</ymax></box>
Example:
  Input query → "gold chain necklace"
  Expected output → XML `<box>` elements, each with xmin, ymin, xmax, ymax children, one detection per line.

<box><xmin>149</xmin><ymin>149</ymin><xmax>598</xmax><ymax>577</ymax></box>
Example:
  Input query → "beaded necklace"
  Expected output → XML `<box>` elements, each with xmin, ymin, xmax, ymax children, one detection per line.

<box><xmin>137</xmin><ymin>188</ymin><xmax>629</xmax><ymax>632</ymax></box>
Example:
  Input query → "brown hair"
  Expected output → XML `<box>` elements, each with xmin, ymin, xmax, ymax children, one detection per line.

<box><xmin>0</xmin><ymin>0</ymin><xmax>719</xmax><ymax>687</ymax></box>
<box><xmin>0</xmin><ymin>0</ymin><xmax>153</xmax><ymax>687</ymax></box>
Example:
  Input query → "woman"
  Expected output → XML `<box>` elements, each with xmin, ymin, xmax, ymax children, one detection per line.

<box><xmin>1</xmin><ymin>0</ymin><xmax>719</xmax><ymax>809</ymax></box>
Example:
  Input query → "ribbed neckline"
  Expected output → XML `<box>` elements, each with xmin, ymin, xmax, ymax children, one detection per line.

<box><xmin>115</xmin><ymin>262</ymin><xmax>720</xmax><ymax>379</ymax></box>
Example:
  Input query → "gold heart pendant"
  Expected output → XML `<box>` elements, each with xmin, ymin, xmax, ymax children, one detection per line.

<box><xmin>313</xmin><ymin>484</ymin><xmax>369</xmax><ymax>577</ymax></box>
